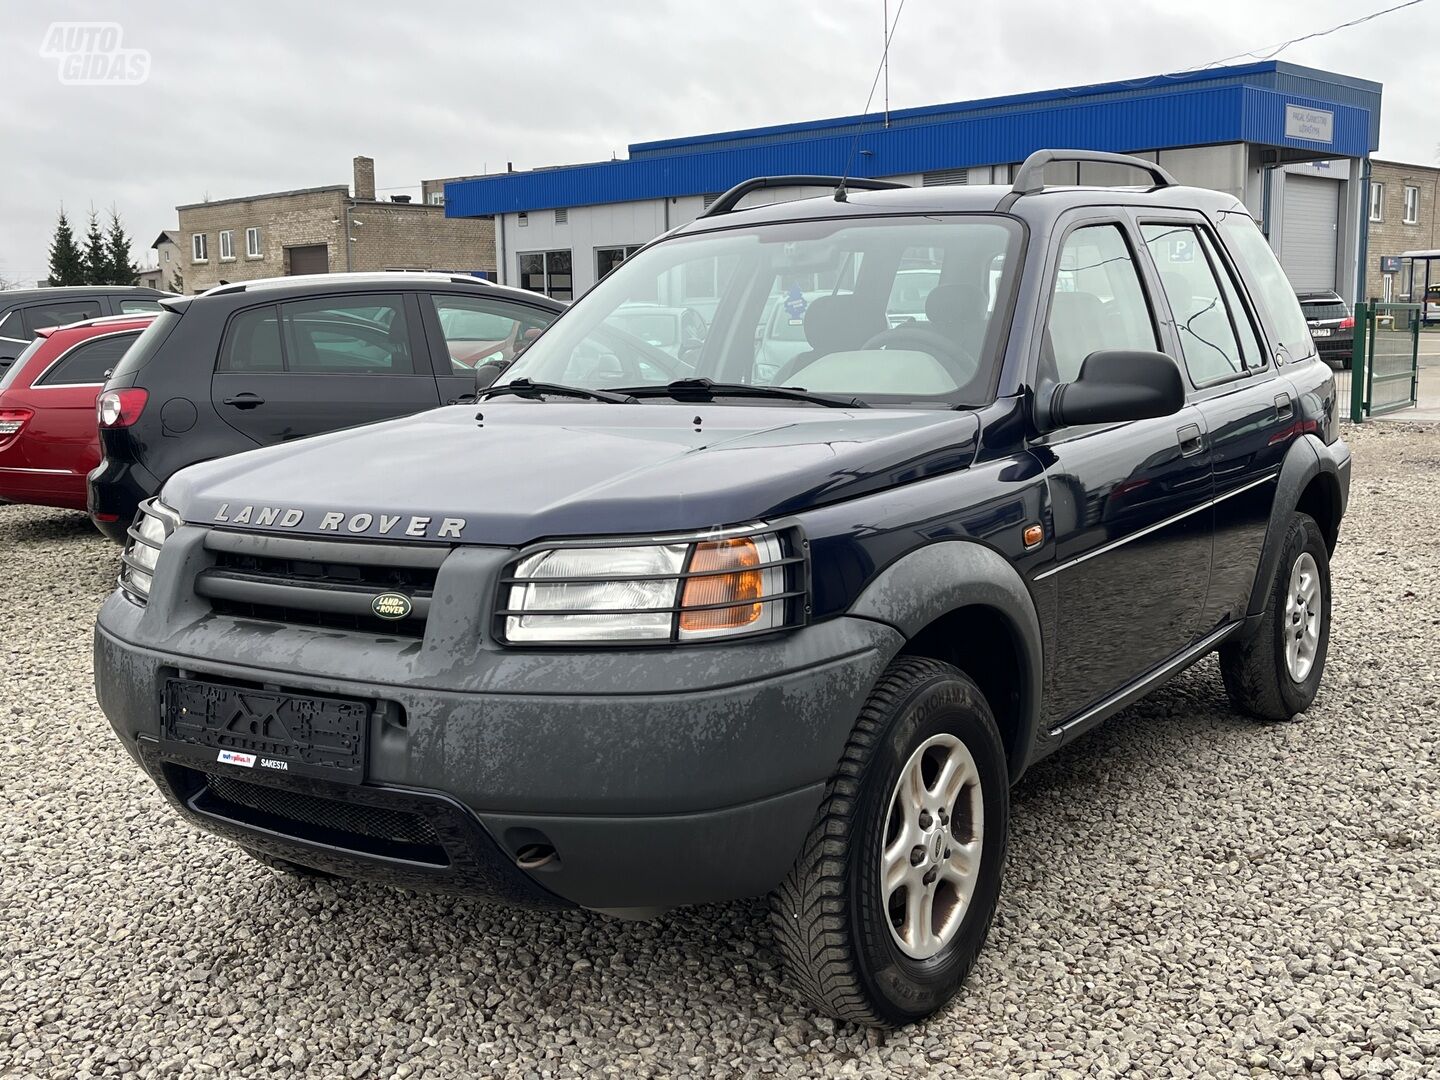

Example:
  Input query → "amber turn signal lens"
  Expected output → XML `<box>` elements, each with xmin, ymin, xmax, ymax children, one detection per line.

<box><xmin>679</xmin><ymin>538</ymin><xmax>764</xmax><ymax>632</ymax></box>
<box><xmin>1023</xmin><ymin>523</ymin><xmax>1043</xmax><ymax>548</ymax></box>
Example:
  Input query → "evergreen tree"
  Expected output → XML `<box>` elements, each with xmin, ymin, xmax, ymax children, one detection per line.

<box><xmin>104</xmin><ymin>208</ymin><xmax>136</xmax><ymax>285</ymax></box>
<box><xmin>168</xmin><ymin>265</ymin><xmax>184</xmax><ymax>294</ymax></box>
<box><xmin>82</xmin><ymin>210</ymin><xmax>107</xmax><ymax>285</ymax></box>
<box><xmin>46</xmin><ymin>209</ymin><xmax>86</xmax><ymax>286</ymax></box>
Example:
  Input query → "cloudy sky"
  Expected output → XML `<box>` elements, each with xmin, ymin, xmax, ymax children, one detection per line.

<box><xmin>1</xmin><ymin>0</ymin><xmax>1435</xmax><ymax>285</ymax></box>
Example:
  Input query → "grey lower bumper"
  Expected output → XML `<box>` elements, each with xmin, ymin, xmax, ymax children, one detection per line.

<box><xmin>95</xmin><ymin>601</ymin><xmax>902</xmax><ymax>911</ymax></box>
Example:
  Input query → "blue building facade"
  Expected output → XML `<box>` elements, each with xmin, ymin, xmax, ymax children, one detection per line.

<box><xmin>445</xmin><ymin>62</ymin><xmax>1382</xmax><ymax>301</ymax></box>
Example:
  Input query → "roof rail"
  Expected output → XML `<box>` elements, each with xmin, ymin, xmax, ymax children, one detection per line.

<box><xmin>1002</xmin><ymin>149</ymin><xmax>1177</xmax><ymax>208</ymax></box>
<box><xmin>698</xmin><ymin>175</ymin><xmax>909</xmax><ymax>219</ymax></box>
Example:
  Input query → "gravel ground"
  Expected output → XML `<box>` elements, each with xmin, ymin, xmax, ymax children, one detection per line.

<box><xmin>2</xmin><ymin>423</ymin><xmax>1438</xmax><ymax>1080</ymax></box>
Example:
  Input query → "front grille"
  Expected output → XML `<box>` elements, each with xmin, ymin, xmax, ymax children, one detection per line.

<box><xmin>207</xmin><ymin>596</ymin><xmax>423</xmax><ymax>636</ymax></box>
<box><xmin>195</xmin><ymin>533</ymin><xmax>445</xmax><ymax>637</ymax></box>
<box><xmin>200</xmin><ymin>773</ymin><xmax>447</xmax><ymax>863</ymax></box>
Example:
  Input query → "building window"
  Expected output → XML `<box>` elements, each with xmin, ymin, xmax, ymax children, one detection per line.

<box><xmin>191</xmin><ymin>233</ymin><xmax>208</xmax><ymax>262</ymax></box>
<box><xmin>163</xmin><ymin>249</ymin><xmax>170</xmax><ymax>262</ymax></box>
<box><xmin>518</xmin><ymin>250</ymin><xmax>573</xmax><ymax>301</ymax></box>
<box><xmin>245</xmin><ymin>226</ymin><xmax>262</xmax><ymax>258</ymax></box>
<box><xmin>555</xmin><ymin>208</ymin><xmax>568</xmax><ymax>224</ymax></box>
<box><xmin>218</xmin><ymin>230</ymin><xmax>234</xmax><ymax>261</ymax></box>
<box><xmin>1369</xmin><ymin>182</ymin><xmax>1384</xmax><ymax>223</ymax></box>
<box><xmin>517</xmin><ymin>212</ymin><xmax>529</xmax><ymax>227</ymax></box>
<box><xmin>428</xmin><ymin>192</ymin><xmax>445</xmax><ymax>206</ymax></box>
<box><xmin>1404</xmin><ymin>185</ymin><xmax>1420</xmax><ymax>225</ymax></box>
<box><xmin>596</xmin><ymin>245</ymin><xmax>642</xmax><ymax>281</ymax></box>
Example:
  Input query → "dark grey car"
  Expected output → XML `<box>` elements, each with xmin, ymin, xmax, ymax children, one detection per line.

<box><xmin>1298</xmin><ymin>290</ymin><xmax>1354</xmax><ymax>368</ymax></box>
<box><xmin>0</xmin><ymin>286</ymin><xmax>169</xmax><ymax>370</ymax></box>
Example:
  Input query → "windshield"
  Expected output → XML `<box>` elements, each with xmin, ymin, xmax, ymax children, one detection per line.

<box><xmin>609</xmin><ymin>311</ymin><xmax>678</xmax><ymax>347</ymax></box>
<box><xmin>500</xmin><ymin>216</ymin><xmax>1023</xmax><ymax>405</ymax></box>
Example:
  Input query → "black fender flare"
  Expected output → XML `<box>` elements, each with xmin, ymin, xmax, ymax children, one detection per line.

<box><xmin>1245</xmin><ymin>433</ymin><xmax>1348</xmax><ymax>622</ymax></box>
<box><xmin>847</xmin><ymin>540</ymin><xmax>1045</xmax><ymax>783</ymax></box>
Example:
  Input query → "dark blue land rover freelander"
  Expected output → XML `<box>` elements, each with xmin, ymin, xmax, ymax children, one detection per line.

<box><xmin>95</xmin><ymin>151</ymin><xmax>1350</xmax><ymax>1027</ymax></box>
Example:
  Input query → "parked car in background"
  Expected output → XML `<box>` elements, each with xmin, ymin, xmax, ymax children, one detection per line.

<box><xmin>1298</xmin><ymin>290</ymin><xmax>1354</xmax><ymax>368</ymax></box>
<box><xmin>0</xmin><ymin>314</ymin><xmax>155</xmax><ymax>513</ymax></box>
<box><xmin>88</xmin><ymin>273</ymin><xmax>564</xmax><ymax>540</ymax></box>
<box><xmin>0</xmin><ymin>287</ymin><xmax>168</xmax><ymax>371</ymax></box>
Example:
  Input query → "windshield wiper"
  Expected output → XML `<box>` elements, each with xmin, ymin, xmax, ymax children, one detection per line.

<box><xmin>605</xmin><ymin>378</ymin><xmax>869</xmax><ymax>409</ymax></box>
<box><xmin>478</xmin><ymin>378</ymin><xmax>636</xmax><ymax>404</ymax></box>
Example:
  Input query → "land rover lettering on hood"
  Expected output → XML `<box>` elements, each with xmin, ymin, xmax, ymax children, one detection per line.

<box><xmin>95</xmin><ymin>152</ymin><xmax>1350</xmax><ymax>1027</ymax></box>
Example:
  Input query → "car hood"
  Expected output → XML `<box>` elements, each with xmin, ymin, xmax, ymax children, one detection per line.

<box><xmin>164</xmin><ymin>402</ymin><xmax>982</xmax><ymax>546</ymax></box>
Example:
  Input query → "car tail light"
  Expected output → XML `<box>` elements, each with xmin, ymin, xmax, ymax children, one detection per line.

<box><xmin>1339</xmin><ymin>316</ymin><xmax>1355</xmax><ymax>330</ymax></box>
<box><xmin>97</xmin><ymin>388</ymin><xmax>148</xmax><ymax>428</ymax></box>
<box><xmin>0</xmin><ymin>408</ymin><xmax>33</xmax><ymax>438</ymax></box>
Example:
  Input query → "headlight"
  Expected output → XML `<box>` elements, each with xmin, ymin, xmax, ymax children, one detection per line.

<box><xmin>120</xmin><ymin>498</ymin><xmax>182</xmax><ymax>603</ymax></box>
<box><xmin>501</xmin><ymin>526</ymin><xmax>803</xmax><ymax>644</ymax></box>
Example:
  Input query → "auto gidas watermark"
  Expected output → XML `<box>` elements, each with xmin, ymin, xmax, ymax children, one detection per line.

<box><xmin>41</xmin><ymin>22</ymin><xmax>150</xmax><ymax>86</ymax></box>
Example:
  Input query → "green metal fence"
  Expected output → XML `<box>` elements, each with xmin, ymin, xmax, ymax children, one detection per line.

<box><xmin>1349</xmin><ymin>301</ymin><xmax>1421</xmax><ymax>423</ymax></box>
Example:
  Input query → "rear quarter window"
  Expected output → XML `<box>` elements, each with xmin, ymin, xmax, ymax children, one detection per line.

<box><xmin>0</xmin><ymin>338</ymin><xmax>45</xmax><ymax>391</ymax></box>
<box><xmin>1215</xmin><ymin>210</ymin><xmax>1314</xmax><ymax>360</ymax></box>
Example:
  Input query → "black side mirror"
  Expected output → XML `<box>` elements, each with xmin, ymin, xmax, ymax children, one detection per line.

<box><xmin>1035</xmin><ymin>349</ymin><xmax>1184</xmax><ymax>431</ymax></box>
<box><xmin>474</xmin><ymin>359</ymin><xmax>511</xmax><ymax>392</ymax></box>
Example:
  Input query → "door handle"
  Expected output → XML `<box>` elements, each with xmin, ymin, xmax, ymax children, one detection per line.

<box><xmin>222</xmin><ymin>393</ymin><xmax>265</xmax><ymax>410</ymax></box>
<box><xmin>1275</xmin><ymin>392</ymin><xmax>1293</xmax><ymax>421</ymax></box>
<box><xmin>1177</xmin><ymin>423</ymin><xmax>1205</xmax><ymax>457</ymax></box>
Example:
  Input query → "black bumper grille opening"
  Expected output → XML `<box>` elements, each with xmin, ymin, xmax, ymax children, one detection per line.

<box><xmin>196</xmin><ymin>774</ymin><xmax>448</xmax><ymax>865</ymax></box>
<box><xmin>213</xmin><ymin>551</ymin><xmax>439</xmax><ymax>592</ymax></box>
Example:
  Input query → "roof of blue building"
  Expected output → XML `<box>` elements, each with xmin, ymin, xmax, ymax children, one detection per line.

<box><xmin>445</xmin><ymin>62</ymin><xmax>1382</xmax><ymax>218</ymax></box>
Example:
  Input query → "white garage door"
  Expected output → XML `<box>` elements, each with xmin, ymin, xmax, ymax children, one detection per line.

<box><xmin>1281</xmin><ymin>175</ymin><xmax>1339</xmax><ymax>292</ymax></box>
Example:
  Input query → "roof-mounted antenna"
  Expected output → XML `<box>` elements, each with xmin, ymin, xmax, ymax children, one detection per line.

<box><xmin>836</xmin><ymin>0</ymin><xmax>909</xmax><ymax>202</ymax></box>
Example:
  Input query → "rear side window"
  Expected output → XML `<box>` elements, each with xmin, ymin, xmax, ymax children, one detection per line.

<box><xmin>1215</xmin><ymin>210</ymin><xmax>1313</xmax><ymax>360</ymax></box>
<box><xmin>1045</xmin><ymin>224</ymin><xmax>1157</xmax><ymax>384</ymax></box>
<box><xmin>35</xmin><ymin>332</ymin><xmax>141</xmax><ymax>386</ymax></box>
<box><xmin>430</xmin><ymin>294</ymin><xmax>553</xmax><ymax>373</ymax></box>
<box><xmin>220</xmin><ymin>306</ymin><xmax>284</xmax><ymax>372</ymax></box>
<box><xmin>282</xmin><ymin>296</ymin><xmax>413</xmax><ymax>374</ymax></box>
<box><xmin>219</xmin><ymin>296</ymin><xmax>415</xmax><ymax>375</ymax></box>
<box><xmin>27</xmin><ymin>300</ymin><xmax>104</xmax><ymax>331</ymax></box>
<box><xmin>119</xmin><ymin>299</ymin><xmax>162</xmax><ymax>314</ymax></box>
<box><xmin>0</xmin><ymin>309</ymin><xmax>27</xmax><ymax>343</ymax></box>
<box><xmin>1142</xmin><ymin>224</ymin><xmax>1265</xmax><ymax>383</ymax></box>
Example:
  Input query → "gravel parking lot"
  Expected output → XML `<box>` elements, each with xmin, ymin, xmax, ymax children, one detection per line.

<box><xmin>2</xmin><ymin>423</ymin><xmax>1438</xmax><ymax>1080</ymax></box>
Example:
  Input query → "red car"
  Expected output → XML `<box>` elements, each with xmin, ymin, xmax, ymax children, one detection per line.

<box><xmin>0</xmin><ymin>314</ymin><xmax>155</xmax><ymax>513</ymax></box>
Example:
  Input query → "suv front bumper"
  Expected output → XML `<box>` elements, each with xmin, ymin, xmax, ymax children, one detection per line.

<box><xmin>95</xmin><ymin>568</ymin><xmax>901</xmax><ymax>914</ymax></box>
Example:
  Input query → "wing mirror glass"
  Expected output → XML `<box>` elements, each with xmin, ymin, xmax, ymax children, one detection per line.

<box><xmin>1035</xmin><ymin>349</ymin><xmax>1185</xmax><ymax>431</ymax></box>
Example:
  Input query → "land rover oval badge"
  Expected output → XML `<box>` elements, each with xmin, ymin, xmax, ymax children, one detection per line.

<box><xmin>372</xmin><ymin>592</ymin><xmax>412</xmax><ymax>620</ymax></box>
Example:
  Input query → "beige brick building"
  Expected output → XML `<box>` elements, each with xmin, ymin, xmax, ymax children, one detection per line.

<box><xmin>173</xmin><ymin>157</ymin><xmax>495</xmax><ymax>294</ymax></box>
<box><xmin>1364</xmin><ymin>159</ymin><xmax>1440</xmax><ymax>303</ymax></box>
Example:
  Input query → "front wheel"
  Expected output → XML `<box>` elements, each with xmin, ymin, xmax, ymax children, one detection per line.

<box><xmin>1220</xmin><ymin>512</ymin><xmax>1332</xmax><ymax>720</ymax></box>
<box><xmin>769</xmin><ymin>657</ymin><xmax>1009</xmax><ymax>1026</ymax></box>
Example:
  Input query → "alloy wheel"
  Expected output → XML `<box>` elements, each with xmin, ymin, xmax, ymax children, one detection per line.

<box><xmin>880</xmin><ymin>733</ymin><xmax>985</xmax><ymax>960</ymax></box>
